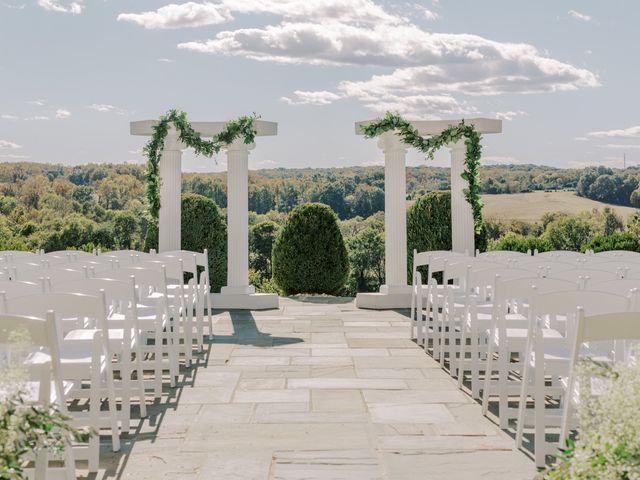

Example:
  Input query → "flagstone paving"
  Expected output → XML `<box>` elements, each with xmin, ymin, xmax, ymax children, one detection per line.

<box><xmin>93</xmin><ymin>297</ymin><xmax>535</xmax><ymax>480</ymax></box>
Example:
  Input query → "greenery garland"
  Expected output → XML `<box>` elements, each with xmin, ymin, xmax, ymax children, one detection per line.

<box><xmin>361</xmin><ymin>112</ymin><xmax>484</xmax><ymax>234</ymax></box>
<box><xmin>144</xmin><ymin>109</ymin><xmax>257</xmax><ymax>220</ymax></box>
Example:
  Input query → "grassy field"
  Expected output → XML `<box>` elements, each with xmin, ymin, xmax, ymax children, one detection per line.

<box><xmin>481</xmin><ymin>190</ymin><xmax>637</xmax><ymax>223</ymax></box>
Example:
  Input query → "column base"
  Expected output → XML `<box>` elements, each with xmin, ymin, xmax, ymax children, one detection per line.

<box><xmin>210</xmin><ymin>292</ymin><xmax>279</xmax><ymax>310</ymax></box>
<box><xmin>221</xmin><ymin>285</ymin><xmax>256</xmax><ymax>295</ymax></box>
<box><xmin>356</xmin><ymin>285</ymin><xmax>413</xmax><ymax>310</ymax></box>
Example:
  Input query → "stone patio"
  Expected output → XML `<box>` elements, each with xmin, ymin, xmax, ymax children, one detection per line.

<box><xmin>92</xmin><ymin>297</ymin><xmax>535</xmax><ymax>479</ymax></box>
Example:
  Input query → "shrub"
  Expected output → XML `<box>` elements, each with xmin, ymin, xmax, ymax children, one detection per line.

<box><xmin>583</xmin><ymin>232</ymin><xmax>640</xmax><ymax>253</ymax></box>
<box><xmin>407</xmin><ymin>191</ymin><xmax>487</xmax><ymax>280</ymax></box>
<box><xmin>272</xmin><ymin>203</ymin><xmax>349</xmax><ymax>295</ymax></box>
<box><xmin>145</xmin><ymin>193</ymin><xmax>227</xmax><ymax>292</ymax></box>
<box><xmin>489</xmin><ymin>232</ymin><xmax>552</xmax><ymax>253</ymax></box>
<box><xmin>249</xmin><ymin>221</ymin><xmax>279</xmax><ymax>280</ymax></box>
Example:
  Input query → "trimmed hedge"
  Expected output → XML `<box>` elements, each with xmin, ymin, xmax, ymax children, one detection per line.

<box><xmin>583</xmin><ymin>232</ymin><xmax>640</xmax><ymax>253</ymax></box>
<box><xmin>272</xmin><ymin>203</ymin><xmax>349</xmax><ymax>295</ymax></box>
<box><xmin>407</xmin><ymin>191</ymin><xmax>487</xmax><ymax>280</ymax></box>
<box><xmin>144</xmin><ymin>193</ymin><xmax>227</xmax><ymax>292</ymax></box>
<box><xmin>249</xmin><ymin>220</ymin><xmax>280</xmax><ymax>279</ymax></box>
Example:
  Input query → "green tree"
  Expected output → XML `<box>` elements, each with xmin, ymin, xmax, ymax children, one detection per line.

<box><xmin>113</xmin><ymin>211</ymin><xmax>138</xmax><ymax>249</ymax></box>
<box><xmin>345</xmin><ymin>226</ymin><xmax>385</xmax><ymax>295</ymax></box>
<box><xmin>543</xmin><ymin>215</ymin><xmax>594</xmax><ymax>251</ymax></box>
<box><xmin>272</xmin><ymin>203</ymin><xmax>349</xmax><ymax>295</ymax></box>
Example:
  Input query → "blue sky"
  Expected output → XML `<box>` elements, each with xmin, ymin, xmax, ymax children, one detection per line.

<box><xmin>0</xmin><ymin>0</ymin><xmax>638</xmax><ymax>172</ymax></box>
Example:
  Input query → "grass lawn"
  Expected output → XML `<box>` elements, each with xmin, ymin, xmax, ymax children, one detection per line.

<box><xmin>481</xmin><ymin>190</ymin><xmax>637</xmax><ymax>223</ymax></box>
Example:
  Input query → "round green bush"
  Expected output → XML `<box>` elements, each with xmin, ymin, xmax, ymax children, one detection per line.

<box><xmin>407</xmin><ymin>191</ymin><xmax>487</xmax><ymax>280</ymax></box>
<box><xmin>144</xmin><ymin>193</ymin><xmax>227</xmax><ymax>292</ymax></box>
<box><xmin>272</xmin><ymin>203</ymin><xmax>349</xmax><ymax>295</ymax></box>
<box><xmin>583</xmin><ymin>232</ymin><xmax>640</xmax><ymax>253</ymax></box>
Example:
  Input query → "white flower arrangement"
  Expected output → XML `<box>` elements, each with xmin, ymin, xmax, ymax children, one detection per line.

<box><xmin>540</xmin><ymin>359</ymin><xmax>640</xmax><ymax>479</ymax></box>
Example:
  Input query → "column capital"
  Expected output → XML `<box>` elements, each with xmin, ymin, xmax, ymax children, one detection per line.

<box><xmin>163</xmin><ymin>124</ymin><xmax>186</xmax><ymax>151</ymax></box>
<box><xmin>377</xmin><ymin>131</ymin><xmax>408</xmax><ymax>154</ymax></box>
<box><xmin>225</xmin><ymin>138</ymin><xmax>256</xmax><ymax>153</ymax></box>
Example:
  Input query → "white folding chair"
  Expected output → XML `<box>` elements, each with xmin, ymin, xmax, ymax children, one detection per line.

<box><xmin>3</xmin><ymin>292</ymin><xmax>121</xmax><ymax>472</ymax></box>
<box><xmin>559</xmin><ymin>309</ymin><xmax>640</xmax><ymax>447</ymax></box>
<box><xmin>0</xmin><ymin>312</ymin><xmax>76</xmax><ymax>480</ymax></box>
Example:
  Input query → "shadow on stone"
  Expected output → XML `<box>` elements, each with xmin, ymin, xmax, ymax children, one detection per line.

<box><xmin>211</xmin><ymin>310</ymin><xmax>304</xmax><ymax>347</ymax></box>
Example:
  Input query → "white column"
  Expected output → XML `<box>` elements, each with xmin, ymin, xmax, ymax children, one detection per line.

<box><xmin>449</xmin><ymin>140</ymin><xmax>475</xmax><ymax>254</ymax></box>
<box><xmin>379</xmin><ymin>132</ymin><xmax>408</xmax><ymax>292</ymax></box>
<box><xmin>158</xmin><ymin>126</ymin><xmax>184</xmax><ymax>253</ymax></box>
<box><xmin>221</xmin><ymin>139</ymin><xmax>255</xmax><ymax>295</ymax></box>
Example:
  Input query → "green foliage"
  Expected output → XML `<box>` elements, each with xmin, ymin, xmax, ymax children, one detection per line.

<box><xmin>249</xmin><ymin>221</ymin><xmax>279</xmax><ymax>280</ymax></box>
<box><xmin>542</xmin><ymin>215</ymin><xmax>595</xmax><ymax>251</ymax></box>
<box><xmin>489</xmin><ymin>232</ymin><xmax>552</xmax><ymax>253</ymax></box>
<box><xmin>407</xmin><ymin>190</ymin><xmax>487</xmax><ymax>271</ymax></box>
<box><xmin>145</xmin><ymin>193</ymin><xmax>227</xmax><ymax>292</ymax></box>
<box><xmin>344</xmin><ymin>225</ymin><xmax>385</xmax><ymax>296</ymax></box>
<box><xmin>144</xmin><ymin>109</ymin><xmax>257</xmax><ymax>219</ymax></box>
<box><xmin>113</xmin><ymin>211</ymin><xmax>138</xmax><ymax>249</ymax></box>
<box><xmin>576</xmin><ymin>165</ymin><xmax>640</xmax><ymax>206</ymax></box>
<box><xmin>583</xmin><ymin>232</ymin><xmax>640</xmax><ymax>253</ymax></box>
<box><xmin>272</xmin><ymin>203</ymin><xmax>349</xmax><ymax>295</ymax></box>
<box><xmin>363</xmin><ymin>112</ymin><xmax>484</xmax><ymax>234</ymax></box>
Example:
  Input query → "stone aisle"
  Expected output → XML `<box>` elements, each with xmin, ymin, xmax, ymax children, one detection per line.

<box><xmin>102</xmin><ymin>298</ymin><xmax>535</xmax><ymax>480</ymax></box>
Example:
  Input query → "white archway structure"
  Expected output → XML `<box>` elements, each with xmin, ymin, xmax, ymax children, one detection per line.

<box><xmin>131</xmin><ymin>119</ymin><xmax>279</xmax><ymax>310</ymax></box>
<box><xmin>354</xmin><ymin>118</ymin><xmax>502</xmax><ymax>310</ymax></box>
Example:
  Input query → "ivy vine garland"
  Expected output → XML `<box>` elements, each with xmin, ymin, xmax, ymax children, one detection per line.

<box><xmin>144</xmin><ymin>109</ymin><xmax>258</xmax><ymax>220</ymax></box>
<box><xmin>361</xmin><ymin>112</ymin><xmax>484</xmax><ymax>234</ymax></box>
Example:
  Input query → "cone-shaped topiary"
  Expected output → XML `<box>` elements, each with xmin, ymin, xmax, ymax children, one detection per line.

<box><xmin>144</xmin><ymin>193</ymin><xmax>227</xmax><ymax>292</ymax></box>
<box><xmin>407</xmin><ymin>190</ymin><xmax>487</xmax><ymax>281</ymax></box>
<box><xmin>272</xmin><ymin>202</ymin><xmax>349</xmax><ymax>295</ymax></box>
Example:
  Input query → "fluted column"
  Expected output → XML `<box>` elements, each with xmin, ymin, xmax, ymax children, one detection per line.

<box><xmin>221</xmin><ymin>139</ymin><xmax>255</xmax><ymax>295</ymax></box>
<box><xmin>158</xmin><ymin>125</ymin><xmax>184</xmax><ymax>253</ymax></box>
<box><xmin>379</xmin><ymin>132</ymin><xmax>408</xmax><ymax>292</ymax></box>
<box><xmin>449</xmin><ymin>140</ymin><xmax>474</xmax><ymax>254</ymax></box>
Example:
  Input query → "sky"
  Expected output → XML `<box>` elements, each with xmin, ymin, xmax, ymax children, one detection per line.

<box><xmin>0</xmin><ymin>0</ymin><xmax>639</xmax><ymax>172</ymax></box>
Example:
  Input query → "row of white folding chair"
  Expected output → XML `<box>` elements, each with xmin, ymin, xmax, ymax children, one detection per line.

<box><xmin>97</xmin><ymin>266</ymin><xmax>179</xmax><ymax>392</ymax></box>
<box><xmin>1</xmin><ymin>291</ymin><xmax>120</xmax><ymax>472</ymax></box>
<box><xmin>52</xmin><ymin>277</ymin><xmax>148</xmax><ymax>430</ymax></box>
<box><xmin>0</xmin><ymin>312</ymin><xmax>76</xmax><ymax>479</ymax></box>
<box><xmin>410</xmin><ymin>250</ymin><xmax>468</xmax><ymax>332</ymax></box>
<box><xmin>515</xmin><ymin>288</ymin><xmax>634</xmax><ymax>467</ymax></box>
<box><xmin>481</xmin><ymin>277</ymin><xmax>578</xmax><ymax>428</ymax></box>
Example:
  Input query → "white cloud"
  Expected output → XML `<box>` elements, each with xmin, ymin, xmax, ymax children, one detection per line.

<box><xmin>588</xmin><ymin>125</ymin><xmax>640</xmax><ymax>138</ymax></box>
<box><xmin>1</xmin><ymin>114</ymin><xmax>19</xmax><ymax>120</ymax></box>
<box><xmin>157</xmin><ymin>58</ymin><xmax>173</xmax><ymax>63</ymax></box>
<box><xmin>55</xmin><ymin>108</ymin><xmax>71</xmax><ymax>119</ymax></box>
<box><xmin>26</xmin><ymin>116</ymin><xmax>50</xmax><ymax>121</ymax></box>
<box><xmin>415</xmin><ymin>5</ymin><xmax>440</xmax><ymax>21</ymax></box>
<box><xmin>574</xmin><ymin>137</ymin><xmax>590</xmax><ymax>142</ymax></box>
<box><xmin>180</xmin><ymin>23</ymin><xmax>598</xmax><ymax>95</ymax></box>
<box><xmin>37</xmin><ymin>0</ymin><xmax>83</xmax><ymax>14</ymax></box>
<box><xmin>0</xmin><ymin>154</ymin><xmax>30</xmax><ymax>159</ymax></box>
<box><xmin>281</xmin><ymin>90</ymin><xmax>341</xmax><ymax>106</ymax></box>
<box><xmin>118</xmin><ymin>2</ymin><xmax>231</xmax><ymax>29</ymax></box>
<box><xmin>598</xmin><ymin>144</ymin><xmax>640</xmax><ymax>150</ymax></box>
<box><xmin>482</xmin><ymin>155</ymin><xmax>521</xmax><ymax>165</ymax></box>
<box><xmin>85</xmin><ymin>103</ymin><xmax>125</xmax><ymax>115</ymax></box>
<box><xmin>495</xmin><ymin>110</ymin><xmax>528</xmax><ymax>121</ymax></box>
<box><xmin>119</xmin><ymin>0</ymin><xmax>399</xmax><ymax>29</ymax></box>
<box><xmin>568</xmin><ymin>10</ymin><xmax>591</xmax><ymax>22</ymax></box>
<box><xmin>0</xmin><ymin>140</ymin><xmax>21</xmax><ymax>149</ymax></box>
<box><xmin>27</xmin><ymin>99</ymin><xmax>45</xmax><ymax>106</ymax></box>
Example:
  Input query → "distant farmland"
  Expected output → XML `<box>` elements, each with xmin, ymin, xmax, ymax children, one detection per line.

<box><xmin>481</xmin><ymin>190</ymin><xmax>637</xmax><ymax>223</ymax></box>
